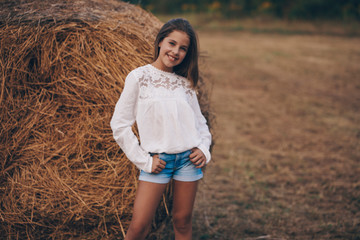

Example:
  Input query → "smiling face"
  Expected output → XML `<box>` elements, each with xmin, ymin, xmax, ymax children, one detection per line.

<box><xmin>152</xmin><ymin>30</ymin><xmax>190</xmax><ymax>73</ymax></box>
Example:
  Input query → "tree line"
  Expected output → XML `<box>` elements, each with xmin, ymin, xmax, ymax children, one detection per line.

<box><xmin>127</xmin><ymin>0</ymin><xmax>360</xmax><ymax>20</ymax></box>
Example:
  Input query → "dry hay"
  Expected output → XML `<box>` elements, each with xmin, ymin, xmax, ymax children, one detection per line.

<box><xmin>0</xmin><ymin>0</ymin><xmax>213</xmax><ymax>239</ymax></box>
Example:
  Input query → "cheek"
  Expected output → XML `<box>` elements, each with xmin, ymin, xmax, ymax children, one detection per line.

<box><xmin>158</xmin><ymin>42</ymin><xmax>167</xmax><ymax>53</ymax></box>
<box><xmin>160</xmin><ymin>46</ymin><xmax>170</xmax><ymax>55</ymax></box>
<box><xmin>180</xmin><ymin>51</ymin><xmax>188</xmax><ymax>60</ymax></box>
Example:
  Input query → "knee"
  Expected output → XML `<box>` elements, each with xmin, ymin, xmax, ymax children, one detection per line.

<box><xmin>126</xmin><ymin>221</ymin><xmax>151</xmax><ymax>239</ymax></box>
<box><xmin>173</xmin><ymin>212</ymin><xmax>192</xmax><ymax>233</ymax></box>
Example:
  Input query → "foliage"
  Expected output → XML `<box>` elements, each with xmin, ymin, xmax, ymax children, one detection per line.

<box><xmin>127</xmin><ymin>0</ymin><xmax>360</xmax><ymax>20</ymax></box>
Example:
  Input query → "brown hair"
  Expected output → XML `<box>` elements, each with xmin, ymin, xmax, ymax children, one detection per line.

<box><xmin>154</xmin><ymin>18</ymin><xmax>199</xmax><ymax>87</ymax></box>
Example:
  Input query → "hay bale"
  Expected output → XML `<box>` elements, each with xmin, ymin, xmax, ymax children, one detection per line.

<box><xmin>0</xmin><ymin>0</ymin><xmax>214</xmax><ymax>239</ymax></box>
<box><xmin>0</xmin><ymin>0</ymin><xmax>161</xmax><ymax>239</ymax></box>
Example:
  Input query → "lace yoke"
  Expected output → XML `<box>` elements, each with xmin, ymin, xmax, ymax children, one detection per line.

<box><xmin>136</xmin><ymin>65</ymin><xmax>194</xmax><ymax>99</ymax></box>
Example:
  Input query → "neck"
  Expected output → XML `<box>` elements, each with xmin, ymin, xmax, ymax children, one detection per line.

<box><xmin>152</xmin><ymin>59</ymin><xmax>173</xmax><ymax>73</ymax></box>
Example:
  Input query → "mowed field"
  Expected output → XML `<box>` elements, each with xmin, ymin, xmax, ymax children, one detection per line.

<box><xmin>188</xmin><ymin>30</ymin><xmax>360</xmax><ymax>240</ymax></box>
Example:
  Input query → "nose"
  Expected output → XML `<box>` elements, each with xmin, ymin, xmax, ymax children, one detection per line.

<box><xmin>172</xmin><ymin>47</ymin><xmax>180</xmax><ymax>56</ymax></box>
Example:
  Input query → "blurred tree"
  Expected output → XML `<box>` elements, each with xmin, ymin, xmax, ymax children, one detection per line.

<box><xmin>270</xmin><ymin>0</ymin><xmax>293</xmax><ymax>18</ymax></box>
<box><xmin>125</xmin><ymin>0</ymin><xmax>360</xmax><ymax>20</ymax></box>
<box><xmin>289</xmin><ymin>0</ymin><xmax>360</xmax><ymax>20</ymax></box>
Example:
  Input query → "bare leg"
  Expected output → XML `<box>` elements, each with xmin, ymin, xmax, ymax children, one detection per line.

<box><xmin>125</xmin><ymin>181</ymin><xmax>168</xmax><ymax>240</ymax></box>
<box><xmin>172</xmin><ymin>180</ymin><xmax>199</xmax><ymax>240</ymax></box>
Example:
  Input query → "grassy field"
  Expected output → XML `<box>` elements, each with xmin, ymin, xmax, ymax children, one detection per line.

<box><xmin>190</xmin><ymin>29</ymin><xmax>360</xmax><ymax>239</ymax></box>
<box><xmin>157</xmin><ymin>14</ymin><xmax>360</xmax><ymax>37</ymax></box>
<box><xmin>154</xmin><ymin>19</ymin><xmax>360</xmax><ymax>239</ymax></box>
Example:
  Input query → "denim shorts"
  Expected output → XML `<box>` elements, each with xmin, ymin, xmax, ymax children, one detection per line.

<box><xmin>139</xmin><ymin>150</ymin><xmax>203</xmax><ymax>184</ymax></box>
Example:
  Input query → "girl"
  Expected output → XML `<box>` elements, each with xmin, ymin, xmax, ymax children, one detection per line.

<box><xmin>110</xmin><ymin>18</ymin><xmax>211</xmax><ymax>240</ymax></box>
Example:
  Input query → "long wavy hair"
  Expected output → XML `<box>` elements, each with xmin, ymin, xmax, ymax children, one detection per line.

<box><xmin>153</xmin><ymin>18</ymin><xmax>199</xmax><ymax>87</ymax></box>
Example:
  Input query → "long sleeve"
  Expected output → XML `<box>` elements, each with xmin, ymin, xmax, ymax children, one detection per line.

<box><xmin>189</xmin><ymin>91</ymin><xmax>212</xmax><ymax>164</ymax></box>
<box><xmin>110</xmin><ymin>71</ymin><xmax>153</xmax><ymax>173</ymax></box>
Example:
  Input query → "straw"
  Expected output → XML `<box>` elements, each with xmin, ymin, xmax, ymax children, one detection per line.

<box><xmin>0</xmin><ymin>1</ymin><xmax>214</xmax><ymax>238</ymax></box>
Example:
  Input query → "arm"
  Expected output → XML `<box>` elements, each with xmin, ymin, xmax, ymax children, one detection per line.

<box><xmin>188</xmin><ymin>91</ymin><xmax>212</xmax><ymax>165</ymax></box>
<box><xmin>110</xmin><ymin>71</ymin><xmax>153</xmax><ymax>173</ymax></box>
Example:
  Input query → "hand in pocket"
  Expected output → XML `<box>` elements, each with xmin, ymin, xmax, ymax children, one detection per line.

<box><xmin>151</xmin><ymin>154</ymin><xmax>166</xmax><ymax>173</ymax></box>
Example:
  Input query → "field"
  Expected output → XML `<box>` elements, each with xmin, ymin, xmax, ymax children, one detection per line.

<box><xmin>2</xmin><ymin>8</ymin><xmax>359</xmax><ymax>238</ymax></box>
<box><xmin>140</xmin><ymin>17</ymin><xmax>360</xmax><ymax>239</ymax></box>
<box><xmin>186</xmin><ymin>28</ymin><xmax>360</xmax><ymax>240</ymax></box>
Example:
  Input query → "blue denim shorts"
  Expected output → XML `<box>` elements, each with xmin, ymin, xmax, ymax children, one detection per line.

<box><xmin>139</xmin><ymin>150</ymin><xmax>203</xmax><ymax>184</ymax></box>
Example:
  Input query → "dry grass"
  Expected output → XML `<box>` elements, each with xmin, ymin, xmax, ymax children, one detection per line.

<box><xmin>0</xmin><ymin>2</ymin><xmax>214</xmax><ymax>239</ymax></box>
<box><xmin>0</xmin><ymin>1</ymin><xmax>212</xmax><ymax>239</ymax></box>
<box><xmin>158</xmin><ymin>13</ymin><xmax>360</xmax><ymax>37</ymax></box>
<box><xmin>1</xmin><ymin>1</ymin><xmax>358</xmax><ymax>239</ymax></box>
<box><xmin>189</xmin><ymin>30</ymin><xmax>360</xmax><ymax>239</ymax></box>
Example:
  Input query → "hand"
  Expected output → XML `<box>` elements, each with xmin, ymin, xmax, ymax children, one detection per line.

<box><xmin>190</xmin><ymin>148</ymin><xmax>206</xmax><ymax>168</ymax></box>
<box><xmin>151</xmin><ymin>154</ymin><xmax>166</xmax><ymax>174</ymax></box>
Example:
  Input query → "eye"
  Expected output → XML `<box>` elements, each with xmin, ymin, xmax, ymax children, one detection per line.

<box><xmin>169</xmin><ymin>41</ymin><xmax>175</xmax><ymax>46</ymax></box>
<box><xmin>181</xmin><ymin>47</ymin><xmax>188</xmax><ymax>52</ymax></box>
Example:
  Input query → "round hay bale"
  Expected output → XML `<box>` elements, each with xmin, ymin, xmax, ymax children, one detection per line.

<box><xmin>0</xmin><ymin>0</ymin><xmax>214</xmax><ymax>239</ymax></box>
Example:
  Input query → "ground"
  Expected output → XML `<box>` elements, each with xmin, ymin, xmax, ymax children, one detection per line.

<box><xmin>185</xmin><ymin>30</ymin><xmax>360</xmax><ymax>240</ymax></box>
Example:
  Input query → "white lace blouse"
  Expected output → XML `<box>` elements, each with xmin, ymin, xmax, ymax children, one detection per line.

<box><xmin>110</xmin><ymin>64</ymin><xmax>212</xmax><ymax>173</ymax></box>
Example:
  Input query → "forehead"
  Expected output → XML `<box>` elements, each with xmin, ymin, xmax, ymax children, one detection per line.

<box><xmin>166</xmin><ymin>30</ymin><xmax>190</xmax><ymax>46</ymax></box>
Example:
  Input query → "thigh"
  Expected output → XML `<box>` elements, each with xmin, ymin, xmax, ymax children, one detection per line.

<box><xmin>173</xmin><ymin>151</ymin><xmax>203</xmax><ymax>182</ymax></box>
<box><xmin>172</xmin><ymin>180</ymin><xmax>199</xmax><ymax>218</ymax></box>
<box><xmin>139</xmin><ymin>153</ymin><xmax>175</xmax><ymax>184</ymax></box>
<box><xmin>131</xmin><ymin>181</ymin><xmax>168</xmax><ymax>226</ymax></box>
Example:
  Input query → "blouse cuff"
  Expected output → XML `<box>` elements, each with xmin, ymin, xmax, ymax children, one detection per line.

<box><xmin>197</xmin><ymin>143</ymin><xmax>211</xmax><ymax>164</ymax></box>
<box><xmin>142</xmin><ymin>155</ymin><xmax>153</xmax><ymax>173</ymax></box>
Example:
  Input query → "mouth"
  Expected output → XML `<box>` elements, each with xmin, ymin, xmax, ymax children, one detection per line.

<box><xmin>167</xmin><ymin>54</ymin><xmax>178</xmax><ymax>62</ymax></box>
